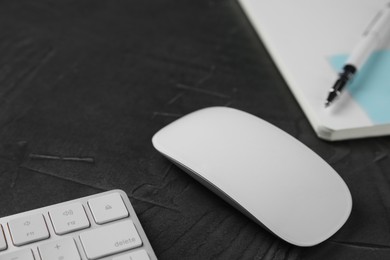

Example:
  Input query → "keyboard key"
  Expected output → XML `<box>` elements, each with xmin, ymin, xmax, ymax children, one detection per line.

<box><xmin>38</xmin><ymin>237</ymin><xmax>81</xmax><ymax>260</ymax></box>
<box><xmin>79</xmin><ymin>219</ymin><xmax>142</xmax><ymax>259</ymax></box>
<box><xmin>0</xmin><ymin>225</ymin><xmax>7</xmax><ymax>251</ymax></box>
<box><xmin>8</xmin><ymin>213</ymin><xmax>50</xmax><ymax>246</ymax></box>
<box><xmin>113</xmin><ymin>249</ymin><xmax>150</xmax><ymax>260</ymax></box>
<box><xmin>88</xmin><ymin>193</ymin><xmax>129</xmax><ymax>224</ymax></box>
<box><xmin>0</xmin><ymin>248</ymin><xmax>34</xmax><ymax>260</ymax></box>
<box><xmin>49</xmin><ymin>202</ymin><xmax>90</xmax><ymax>235</ymax></box>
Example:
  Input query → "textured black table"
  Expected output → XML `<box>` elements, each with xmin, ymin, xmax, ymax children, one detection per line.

<box><xmin>1</xmin><ymin>1</ymin><xmax>390</xmax><ymax>259</ymax></box>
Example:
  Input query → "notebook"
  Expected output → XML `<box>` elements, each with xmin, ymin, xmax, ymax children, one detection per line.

<box><xmin>238</xmin><ymin>0</ymin><xmax>390</xmax><ymax>141</ymax></box>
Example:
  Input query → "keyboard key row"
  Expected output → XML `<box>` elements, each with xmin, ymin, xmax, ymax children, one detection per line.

<box><xmin>5</xmin><ymin>192</ymin><xmax>129</xmax><ymax>248</ymax></box>
<box><xmin>0</xmin><ymin>190</ymin><xmax>156</xmax><ymax>259</ymax></box>
<box><xmin>2</xmin><ymin>216</ymin><xmax>146</xmax><ymax>259</ymax></box>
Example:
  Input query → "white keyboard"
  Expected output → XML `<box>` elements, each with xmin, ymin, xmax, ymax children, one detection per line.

<box><xmin>0</xmin><ymin>190</ymin><xmax>157</xmax><ymax>260</ymax></box>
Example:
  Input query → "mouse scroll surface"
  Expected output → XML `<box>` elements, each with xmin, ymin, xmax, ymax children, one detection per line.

<box><xmin>152</xmin><ymin>107</ymin><xmax>352</xmax><ymax>246</ymax></box>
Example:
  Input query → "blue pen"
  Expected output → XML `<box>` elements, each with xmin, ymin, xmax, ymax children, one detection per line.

<box><xmin>325</xmin><ymin>2</ymin><xmax>390</xmax><ymax>107</ymax></box>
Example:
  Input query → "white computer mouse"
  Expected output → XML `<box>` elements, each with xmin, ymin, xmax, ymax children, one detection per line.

<box><xmin>152</xmin><ymin>107</ymin><xmax>352</xmax><ymax>247</ymax></box>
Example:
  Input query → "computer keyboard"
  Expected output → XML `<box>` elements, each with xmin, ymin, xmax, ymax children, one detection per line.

<box><xmin>0</xmin><ymin>189</ymin><xmax>157</xmax><ymax>260</ymax></box>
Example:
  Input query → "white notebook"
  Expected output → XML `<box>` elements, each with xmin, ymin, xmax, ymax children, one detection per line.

<box><xmin>238</xmin><ymin>0</ymin><xmax>390</xmax><ymax>141</ymax></box>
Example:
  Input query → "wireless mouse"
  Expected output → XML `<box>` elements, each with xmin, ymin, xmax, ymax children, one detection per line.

<box><xmin>152</xmin><ymin>107</ymin><xmax>352</xmax><ymax>246</ymax></box>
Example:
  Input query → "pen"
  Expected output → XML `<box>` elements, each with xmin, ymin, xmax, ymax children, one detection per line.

<box><xmin>325</xmin><ymin>2</ymin><xmax>390</xmax><ymax>107</ymax></box>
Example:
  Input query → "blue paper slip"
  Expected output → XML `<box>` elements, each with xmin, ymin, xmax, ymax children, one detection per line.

<box><xmin>329</xmin><ymin>50</ymin><xmax>390</xmax><ymax>124</ymax></box>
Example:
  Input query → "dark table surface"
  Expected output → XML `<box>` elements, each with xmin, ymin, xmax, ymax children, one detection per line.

<box><xmin>1</xmin><ymin>1</ymin><xmax>390</xmax><ymax>259</ymax></box>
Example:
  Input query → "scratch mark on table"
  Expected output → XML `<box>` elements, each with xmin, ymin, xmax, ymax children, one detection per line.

<box><xmin>261</xmin><ymin>239</ymin><xmax>285</xmax><ymax>260</ymax></box>
<box><xmin>131</xmin><ymin>183</ymin><xmax>154</xmax><ymax>195</ymax></box>
<box><xmin>152</xmin><ymin>112</ymin><xmax>182</xmax><ymax>119</ymax></box>
<box><xmin>130</xmin><ymin>196</ymin><xmax>180</xmax><ymax>213</ymax></box>
<box><xmin>330</xmin><ymin>240</ymin><xmax>390</xmax><ymax>249</ymax></box>
<box><xmin>175</xmin><ymin>83</ymin><xmax>230</xmax><ymax>99</ymax></box>
<box><xmin>224</xmin><ymin>100</ymin><xmax>234</xmax><ymax>107</ymax></box>
<box><xmin>162</xmin><ymin>164</ymin><xmax>173</xmax><ymax>181</ymax></box>
<box><xmin>196</xmin><ymin>65</ymin><xmax>215</xmax><ymax>85</ymax></box>
<box><xmin>28</xmin><ymin>153</ymin><xmax>95</xmax><ymax>163</ymax></box>
<box><xmin>374</xmin><ymin>152</ymin><xmax>388</xmax><ymax>162</ymax></box>
<box><xmin>20</xmin><ymin>164</ymin><xmax>108</xmax><ymax>191</ymax></box>
<box><xmin>0</xmin><ymin>46</ymin><xmax>56</xmax><ymax>101</ymax></box>
<box><xmin>166</xmin><ymin>93</ymin><xmax>184</xmax><ymax>105</ymax></box>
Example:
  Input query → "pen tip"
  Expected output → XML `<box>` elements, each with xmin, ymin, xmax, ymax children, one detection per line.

<box><xmin>325</xmin><ymin>101</ymin><xmax>331</xmax><ymax>108</ymax></box>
